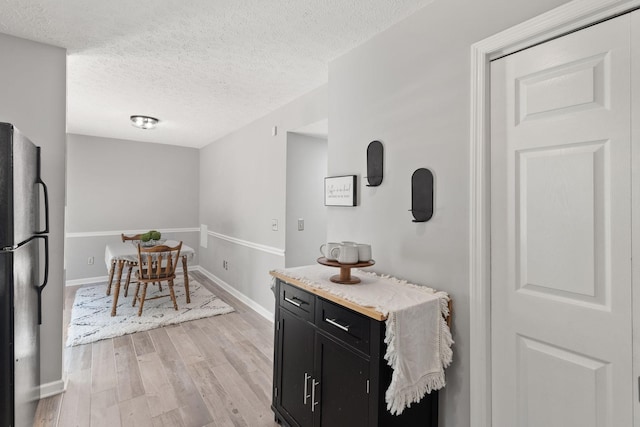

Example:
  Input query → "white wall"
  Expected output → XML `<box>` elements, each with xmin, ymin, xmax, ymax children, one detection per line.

<box><xmin>199</xmin><ymin>85</ymin><xmax>327</xmax><ymax>314</ymax></box>
<box><xmin>285</xmin><ymin>133</ymin><xmax>327</xmax><ymax>267</ymax></box>
<box><xmin>65</xmin><ymin>134</ymin><xmax>200</xmax><ymax>282</ymax></box>
<box><xmin>0</xmin><ymin>33</ymin><xmax>66</xmax><ymax>393</ymax></box>
<box><xmin>326</xmin><ymin>0</ymin><xmax>570</xmax><ymax>425</ymax></box>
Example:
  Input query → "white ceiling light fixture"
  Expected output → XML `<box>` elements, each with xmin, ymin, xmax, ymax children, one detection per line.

<box><xmin>130</xmin><ymin>115</ymin><xmax>159</xmax><ymax>130</ymax></box>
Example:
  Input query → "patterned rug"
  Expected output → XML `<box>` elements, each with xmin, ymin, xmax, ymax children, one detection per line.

<box><xmin>66</xmin><ymin>277</ymin><xmax>234</xmax><ymax>346</ymax></box>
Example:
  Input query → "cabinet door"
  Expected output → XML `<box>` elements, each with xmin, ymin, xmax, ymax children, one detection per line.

<box><xmin>278</xmin><ymin>308</ymin><xmax>315</xmax><ymax>427</ymax></box>
<box><xmin>315</xmin><ymin>333</ymin><xmax>369</xmax><ymax>427</ymax></box>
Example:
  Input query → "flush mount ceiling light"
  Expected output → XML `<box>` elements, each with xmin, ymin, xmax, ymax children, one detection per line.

<box><xmin>130</xmin><ymin>115</ymin><xmax>159</xmax><ymax>130</ymax></box>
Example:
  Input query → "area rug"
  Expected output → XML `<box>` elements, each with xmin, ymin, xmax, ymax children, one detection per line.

<box><xmin>66</xmin><ymin>277</ymin><xmax>235</xmax><ymax>347</ymax></box>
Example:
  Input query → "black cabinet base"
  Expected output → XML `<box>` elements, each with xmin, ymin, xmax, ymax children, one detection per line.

<box><xmin>272</xmin><ymin>396</ymin><xmax>438</xmax><ymax>427</ymax></box>
<box><xmin>272</xmin><ymin>406</ymin><xmax>288</xmax><ymax>426</ymax></box>
<box><xmin>272</xmin><ymin>278</ymin><xmax>439</xmax><ymax>427</ymax></box>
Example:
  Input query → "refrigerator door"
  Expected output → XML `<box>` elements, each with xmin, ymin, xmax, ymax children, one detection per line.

<box><xmin>0</xmin><ymin>123</ymin><xmax>39</xmax><ymax>248</ymax></box>
<box><xmin>0</xmin><ymin>240</ymin><xmax>40</xmax><ymax>427</ymax></box>
<box><xmin>0</xmin><ymin>252</ymin><xmax>13</xmax><ymax>427</ymax></box>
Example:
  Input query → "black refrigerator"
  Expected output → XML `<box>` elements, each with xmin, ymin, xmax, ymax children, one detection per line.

<box><xmin>0</xmin><ymin>123</ymin><xmax>49</xmax><ymax>427</ymax></box>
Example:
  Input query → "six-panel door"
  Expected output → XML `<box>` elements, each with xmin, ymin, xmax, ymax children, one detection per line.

<box><xmin>490</xmin><ymin>12</ymin><xmax>634</xmax><ymax>427</ymax></box>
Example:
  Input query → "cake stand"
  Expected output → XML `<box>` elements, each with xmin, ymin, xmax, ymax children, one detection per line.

<box><xmin>317</xmin><ymin>257</ymin><xmax>375</xmax><ymax>284</ymax></box>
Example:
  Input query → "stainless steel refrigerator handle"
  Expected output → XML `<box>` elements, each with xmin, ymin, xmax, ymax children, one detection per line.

<box><xmin>34</xmin><ymin>147</ymin><xmax>49</xmax><ymax>235</ymax></box>
<box><xmin>33</xmin><ymin>235</ymin><xmax>48</xmax><ymax>325</ymax></box>
<box><xmin>34</xmin><ymin>235</ymin><xmax>49</xmax><ymax>291</ymax></box>
<box><xmin>8</xmin><ymin>235</ymin><xmax>49</xmax><ymax>324</ymax></box>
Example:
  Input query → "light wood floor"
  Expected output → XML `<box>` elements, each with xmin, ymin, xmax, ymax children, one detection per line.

<box><xmin>33</xmin><ymin>271</ymin><xmax>279</xmax><ymax>427</ymax></box>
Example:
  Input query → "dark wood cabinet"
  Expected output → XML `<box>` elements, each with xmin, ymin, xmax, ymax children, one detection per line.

<box><xmin>278</xmin><ymin>309</ymin><xmax>314</xmax><ymax>427</ymax></box>
<box><xmin>272</xmin><ymin>278</ymin><xmax>439</xmax><ymax>427</ymax></box>
<box><xmin>315</xmin><ymin>332</ymin><xmax>369</xmax><ymax>427</ymax></box>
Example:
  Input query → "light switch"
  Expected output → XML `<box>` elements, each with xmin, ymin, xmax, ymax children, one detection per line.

<box><xmin>298</xmin><ymin>218</ymin><xmax>304</xmax><ymax>231</ymax></box>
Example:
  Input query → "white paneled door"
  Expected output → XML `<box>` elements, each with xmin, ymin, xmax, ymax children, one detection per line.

<box><xmin>490</xmin><ymin>12</ymin><xmax>634</xmax><ymax>427</ymax></box>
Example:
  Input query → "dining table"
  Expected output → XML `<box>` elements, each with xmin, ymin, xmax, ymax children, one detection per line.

<box><xmin>104</xmin><ymin>239</ymin><xmax>195</xmax><ymax>316</ymax></box>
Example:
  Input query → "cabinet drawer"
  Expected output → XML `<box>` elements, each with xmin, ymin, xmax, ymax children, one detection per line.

<box><xmin>316</xmin><ymin>298</ymin><xmax>370</xmax><ymax>355</ymax></box>
<box><xmin>279</xmin><ymin>281</ymin><xmax>315</xmax><ymax>321</ymax></box>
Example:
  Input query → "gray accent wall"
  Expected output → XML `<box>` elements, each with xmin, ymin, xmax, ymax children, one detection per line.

<box><xmin>199</xmin><ymin>85</ymin><xmax>327</xmax><ymax>313</ymax></box>
<box><xmin>326</xmin><ymin>1</ymin><xmax>570</xmax><ymax>425</ymax></box>
<box><xmin>285</xmin><ymin>133</ymin><xmax>327</xmax><ymax>268</ymax></box>
<box><xmin>65</xmin><ymin>134</ymin><xmax>200</xmax><ymax>281</ymax></box>
<box><xmin>0</xmin><ymin>33</ymin><xmax>66</xmax><ymax>391</ymax></box>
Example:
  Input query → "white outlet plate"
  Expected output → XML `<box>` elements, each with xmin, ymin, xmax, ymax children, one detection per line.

<box><xmin>298</xmin><ymin>218</ymin><xmax>304</xmax><ymax>231</ymax></box>
<box><xmin>272</xmin><ymin>219</ymin><xmax>278</xmax><ymax>231</ymax></box>
<box><xmin>87</xmin><ymin>256</ymin><xmax>94</xmax><ymax>265</ymax></box>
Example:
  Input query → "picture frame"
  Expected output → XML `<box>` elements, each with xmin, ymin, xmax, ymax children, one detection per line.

<box><xmin>324</xmin><ymin>175</ymin><xmax>357</xmax><ymax>206</ymax></box>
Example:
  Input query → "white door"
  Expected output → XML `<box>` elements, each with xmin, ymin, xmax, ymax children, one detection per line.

<box><xmin>490</xmin><ymin>13</ymin><xmax>633</xmax><ymax>427</ymax></box>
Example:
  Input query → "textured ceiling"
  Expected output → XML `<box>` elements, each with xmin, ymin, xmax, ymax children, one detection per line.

<box><xmin>0</xmin><ymin>0</ymin><xmax>433</xmax><ymax>148</ymax></box>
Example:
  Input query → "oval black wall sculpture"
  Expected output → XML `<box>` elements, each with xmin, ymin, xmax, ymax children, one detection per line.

<box><xmin>366</xmin><ymin>140</ymin><xmax>383</xmax><ymax>187</ymax></box>
<box><xmin>410</xmin><ymin>168</ymin><xmax>434</xmax><ymax>222</ymax></box>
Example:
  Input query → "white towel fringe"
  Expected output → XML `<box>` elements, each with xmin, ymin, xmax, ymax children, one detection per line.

<box><xmin>383</xmin><ymin>301</ymin><xmax>454</xmax><ymax>415</ymax></box>
<box><xmin>385</xmin><ymin>369</ymin><xmax>447</xmax><ymax>415</ymax></box>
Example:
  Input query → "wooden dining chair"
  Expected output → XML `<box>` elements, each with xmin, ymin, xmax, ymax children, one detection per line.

<box><xmin>121</xmin><ymin>233</ymin><xmax>143</xmax><ymax>297</ymax></box>
<box><xmin>106</xmin><ymin>233</ymin><xmax>141</xmax><ymax>296</ymax></box>
<box><xmin>133</xmin><ymin>241</ymin><xmax>182</xmax><ymax>316</ymax></box>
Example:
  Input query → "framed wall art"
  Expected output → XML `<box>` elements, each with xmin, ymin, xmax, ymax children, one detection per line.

<box><xmin>324</xmin><ymin>175</ymin><xmax>357</xmax><ymax>206</ymax></box>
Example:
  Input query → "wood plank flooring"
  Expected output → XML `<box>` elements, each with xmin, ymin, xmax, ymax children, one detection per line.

<box><xmin>33</xmin><ymin>271</ymin><xmax>279</xmax><ymax>427</ymax></box>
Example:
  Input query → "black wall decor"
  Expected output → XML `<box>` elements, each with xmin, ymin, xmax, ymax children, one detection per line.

<box><xmin>410</xmin><ymin>168</ymin><xmax>434</xmax><ymax>222</ymax></box>
<box><xmin>366</xmin><ymin>140</ymin><xmax>384</xmax><ymax>186</ymax></box>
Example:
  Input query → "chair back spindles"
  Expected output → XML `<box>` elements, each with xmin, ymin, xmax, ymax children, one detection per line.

<box><xmin>136</xmin><ymin>242</ymin><xmax>182</xmax><ymax>280</ymax></box>
<box><xmin>157</xmin><ymin>254</ymin><xmax>164</xmax><ymax>276</ymax></box>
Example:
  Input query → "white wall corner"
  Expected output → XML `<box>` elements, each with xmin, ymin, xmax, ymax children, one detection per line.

<box><xmin>194</xmin><ymin>266</ymin><xmax>275</xmax><ymax>322</ymax></box>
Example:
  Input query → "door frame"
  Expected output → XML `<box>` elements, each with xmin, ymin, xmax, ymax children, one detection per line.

<box><xmin>469</xmin><ymin>1</ymin><xmax>640</xmax><ymax>426</ymax></box>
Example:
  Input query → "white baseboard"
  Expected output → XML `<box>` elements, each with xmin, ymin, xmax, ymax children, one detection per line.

<box><xmin>65</xmin><ymin>275</ymin><xmax>109</xmax><ymax>287</ymax></box>
<box><xmin>65</xmin><ymin>266</ymin><xmax>192</xmax><ymax>287</ymax></box>
<box><xmin>39</xmin><ymin>378</ymin><xmax>66</xmax><ymax>399</ymax></box>
<box><xmin>195</xmin><ymin>266</ymin><xmax>274</xmax><ymax>322</ymax></box>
